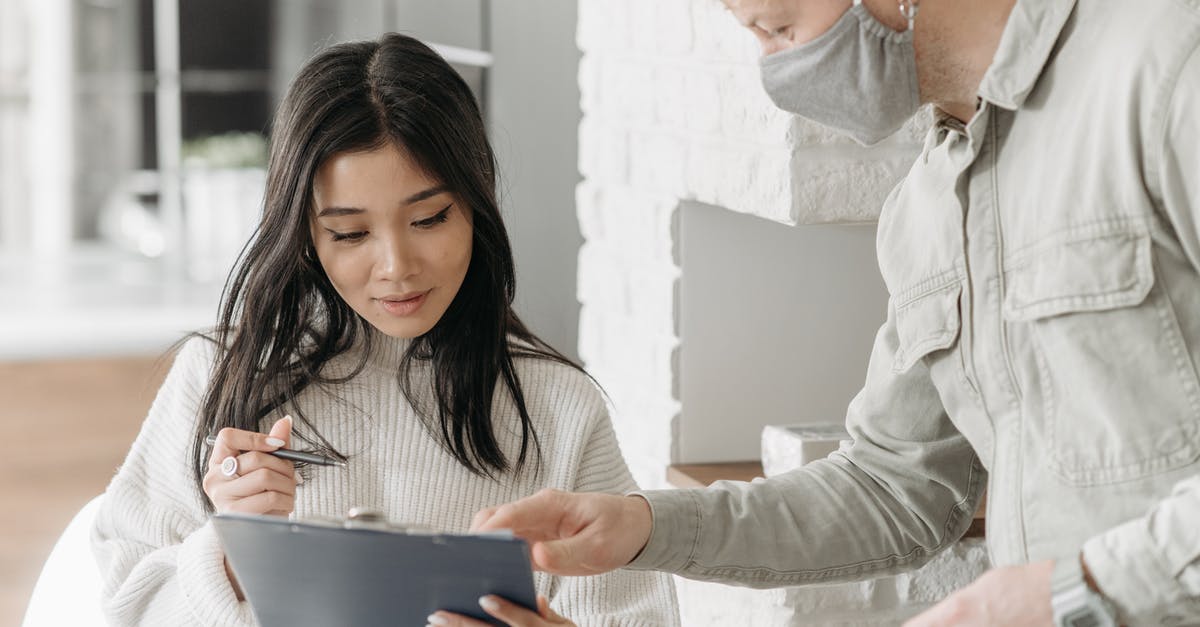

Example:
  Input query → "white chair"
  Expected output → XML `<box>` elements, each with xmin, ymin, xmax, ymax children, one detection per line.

<box><xmin>21</xmin><ymin>494</ymin><xmax>106</xmax><ymax>627</ymax></box>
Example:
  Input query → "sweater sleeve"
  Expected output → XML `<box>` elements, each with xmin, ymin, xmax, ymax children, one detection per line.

<box><xmin>549</xmin><ymin>406</ymin><xmax>681</xmax><ymax>627</ymax></box>
<box><xmin>90</xmin><ymin>337</ymin><xmax>257</xmax><ymax>627</ymax></box>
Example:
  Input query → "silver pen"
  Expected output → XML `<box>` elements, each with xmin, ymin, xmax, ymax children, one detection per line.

<box><xmin>204</xmin><ymin>434</ymin><xmax>347</xmax><ymax>467</ymax></box>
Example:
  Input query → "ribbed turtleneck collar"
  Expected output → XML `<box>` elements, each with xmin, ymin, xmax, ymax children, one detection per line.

<box><xmin>359</xmin><ymin>327</ymin><xmax>417</xmax><ymax>372</ymax></box>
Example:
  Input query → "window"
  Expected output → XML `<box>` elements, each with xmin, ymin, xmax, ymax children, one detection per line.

<box><xmin>0</xmin><ymin>0</ymin><xmax>491</xmax><ymax>358</ymax></box>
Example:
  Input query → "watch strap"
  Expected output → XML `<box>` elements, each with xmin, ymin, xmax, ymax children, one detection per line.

<box><xmin>1052</xmin><ymin>555</ymin><xmax>1085</xmax><ymax>595</ymax></box>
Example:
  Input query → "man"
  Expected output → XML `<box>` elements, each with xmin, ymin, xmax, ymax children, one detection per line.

<box><xmin>474</xmin><ymin>0</ymin><xmax>1200</xmax><ymax>625</ymax></box>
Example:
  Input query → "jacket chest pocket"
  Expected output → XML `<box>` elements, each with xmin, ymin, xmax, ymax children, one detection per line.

<box><xmin>894</xmin><ymin>278</ymin><xmax>964</xmax><ymax>374</ymax></box>
<box><xmin>1003</xmin><ymin>230</ymin><xmax>1200</xmax><ymax>485</ymax></box>
<box><xmin>892</xmin><ymin>276</ymin><xmax>991</xmax><ymax>453</ymax></box>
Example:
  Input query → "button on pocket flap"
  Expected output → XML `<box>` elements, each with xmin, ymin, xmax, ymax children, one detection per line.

<box><xmin>1003</xmin><ymin>232</ymin><xmax>1154</xmax><ymax>322</ymax></box>
<box><xmin>893</xmin><ymin>281</ymin><xmax>962</xmax><ymax>373</ymax></box>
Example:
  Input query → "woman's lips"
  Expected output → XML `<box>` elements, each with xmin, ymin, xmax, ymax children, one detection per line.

<box><xmin>377</xmin><ymin>291</ymin><xmax>429</xmax><ymax>316</ymax></box>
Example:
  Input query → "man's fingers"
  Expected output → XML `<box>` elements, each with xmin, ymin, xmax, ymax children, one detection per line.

<box><xmin>530</xmin><ymin>538</ymin><xmax>591</xmax><ymax>576</ymax></box>
<box><xmin>470</xmin><ymin>506</ymin><xmax>499</xmax><ymax>532</ymax></box>
<box><xmin>535</xmin><ymin>595</ymin><xmax>568</xmax><ymax>623</ymax></box>
<box><xmin>531</xmin><ymin>535</ymin><xmax>620</xmax><ymax>576</ymax></box>
<box><xmin>473</xmin><ymin>490</ymin><xmax>567</xmax><ymax>540</ymax></box>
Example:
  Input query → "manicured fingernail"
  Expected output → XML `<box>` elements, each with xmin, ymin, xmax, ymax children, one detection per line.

<box><xmin>426</xmin><ymin>614</ymin><xmax>448</xmax><ymax>626</ymax></box>
<box><xmin>266</xmin><ymin>437</ymin><xmax>286</xmax><ymax>447</ymax></box>
<box><xmin>294</xmin><ymin>471</ymin><xmax>304</xmax><ymax>485</ymax></box>
<box><xmin>479</xmin><ymin>596</ymin><xmax>501</xmax><ymax>612</ymax></box>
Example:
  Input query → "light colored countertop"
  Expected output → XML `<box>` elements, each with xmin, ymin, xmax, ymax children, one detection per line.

<box><xmin>0</xmin><ymin>247</ymin><xmax>223</xmax><ymax>360</ymax></box>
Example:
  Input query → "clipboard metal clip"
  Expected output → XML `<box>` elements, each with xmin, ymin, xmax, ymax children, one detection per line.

<box><xmin>343</xmin><ymin>507</ymin><xmax>437</xmax><ymax>535</ymax></box>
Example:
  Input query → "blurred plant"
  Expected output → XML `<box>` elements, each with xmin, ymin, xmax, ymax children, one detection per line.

<box><xmin>182</xmin><ymin>132</ymin><xmax>267</xmax><ymax>169</ymax></box>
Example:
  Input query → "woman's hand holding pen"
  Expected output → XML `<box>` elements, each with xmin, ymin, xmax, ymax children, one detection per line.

<box><xmin>202</xmin><ymin>415</ymin><xmax>297</xmax><ymax>600</ymax></box>
<box><xmin>203</xmin><ymin>416</ymin><xmax>298</xmax><ymax>517</ymax></box>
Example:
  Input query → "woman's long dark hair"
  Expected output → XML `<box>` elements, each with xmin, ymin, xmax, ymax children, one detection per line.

<box><xmin>190</xmin><ymin>33</ymin><xmax>581</xmax><ymax>511</ymax></box>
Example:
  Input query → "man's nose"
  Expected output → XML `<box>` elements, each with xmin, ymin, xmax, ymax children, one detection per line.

<box><xmin>761</xmin><ymin>38</ymin><xmax>789</xmax><ymax>56</ymax></box>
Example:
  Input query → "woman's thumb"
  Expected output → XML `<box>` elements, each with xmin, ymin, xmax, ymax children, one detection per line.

<box><xmin>268</xmin><ymin>414</ymin><xmax>293</xmax><ymax>446</ymax></box>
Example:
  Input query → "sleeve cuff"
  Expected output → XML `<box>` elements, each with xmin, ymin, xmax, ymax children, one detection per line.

<box><xmin>176</xmin><ymin>520</ymin><xmax>256</xmax><ymax>626</ymax></box>
<box><xmin>1082</xmin><ymin>518</ymin><xmax>1190</xmax><ymax>626</ymax></box>
<box><xmin>624</xmin><ymin>489</ymin><xmax>701</xmax><ymax>573</ymax></box>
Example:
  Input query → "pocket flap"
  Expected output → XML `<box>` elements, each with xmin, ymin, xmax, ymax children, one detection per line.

<box><xmin>893</xmin><ymin>281</ymin><xmax>962</xmax><ymax>373</ymax></box>
<box><xmin>1003</xmin><ymin>231</ymin><xmax>1154</xmax><ymax>322</ymax></box>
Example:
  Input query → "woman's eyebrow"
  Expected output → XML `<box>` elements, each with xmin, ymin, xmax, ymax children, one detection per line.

<box><xmin>317</xmin><ymin>206</ymin><xmax>365</xmax><ymax>218</ymax></box>
<box><xmin>401</xmin><ymin>184</ymin><xmax>450</xmax><ymax>206</ymax></box>
<box><xmin>315</xmin><ymin>185</ymin><xmax>449</xmax><ymax>218</ymax></box>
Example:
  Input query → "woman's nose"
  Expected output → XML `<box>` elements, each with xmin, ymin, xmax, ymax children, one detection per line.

<box><xmin>374</xmin><ymin>236</ymin><xmax>419</xmax><ymax>281</ymax></box>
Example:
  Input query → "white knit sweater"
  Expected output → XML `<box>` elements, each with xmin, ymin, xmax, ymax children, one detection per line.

<box><xmin>91</xmin><ymin>334</ymin><xmax>679</xmax><ymax>626</ymax></box>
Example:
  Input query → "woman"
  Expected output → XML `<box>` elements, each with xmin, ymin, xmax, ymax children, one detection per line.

<box><xmin>92</xmin><ymin>33</ymin><xmax>678</xmax><ymax>627</ymax></box>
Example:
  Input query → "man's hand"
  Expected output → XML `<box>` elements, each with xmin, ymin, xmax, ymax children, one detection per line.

<box><xmin>470</xmin><ymin>489</ymin><xmax>652</xmax><ymax>576</ymax></box>
<box><xmin>904</xmin><ymin>560</ymin><xmax>1055</xmax><ymax>627</ymax></box>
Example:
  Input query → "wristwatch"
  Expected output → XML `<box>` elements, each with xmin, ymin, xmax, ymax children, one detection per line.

<box><xmin>1051</xmin><ymin>555</ymin><xmax>1119</xmax><ymax>627</ymax></box>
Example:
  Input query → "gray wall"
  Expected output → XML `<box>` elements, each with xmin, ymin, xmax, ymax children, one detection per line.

<box><xmin>487</xmin><ymin>2</ymin><xmax>582</xmax><ymax>361</ymax></box>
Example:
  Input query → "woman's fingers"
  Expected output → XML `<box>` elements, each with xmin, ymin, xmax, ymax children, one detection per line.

<box><xmin>219</xmin><ymin>467</ymin><xmax>297</xmax><ymax>498</ymax></box>
<box><xmin>479</xmin><ymin>594</ymin><xmax>570</xmax><ymax>626</ymax></box>
<box><xmin>220</xmin><ymin>490</ymin><xmax>294</xmax><ymax>516</ymax></box>
<box><xmin>429</xmin><ymin>595</ymin><xmax>574</xmax><ymax>627</ymax></box>
<box><xmin>267</xmin><ymin>415</ymin><xmax>293</xmax><ymax>447</ymax></box>
<box><xmin>206</xmin><ymin>426</ymin><xmax>286</xmax><ymax>467</ymax></box>
<box><xmin>426</xmin><ymin>612</ymin><xmax>492</xmax><ymax>627</ymax></box>
<box><xmin>201</xmin><ymin>421</ymin><xmax>299</xmax><ymax>516</ymax></box>
<box><xmin>234</xmin><ymin>450</ymin><xmax>295</xmax><ymax>482</ymax></box>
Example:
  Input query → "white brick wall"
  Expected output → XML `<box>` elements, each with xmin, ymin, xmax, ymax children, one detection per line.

<box><xmin>576</xmin><ymin>0</ymin><xmax>924</xmax><ymax>488</ymax></box>
<box><xmin>574</xmin><ymin>1</ymin><xmax>983</xmax><ymax>624</ymax></box>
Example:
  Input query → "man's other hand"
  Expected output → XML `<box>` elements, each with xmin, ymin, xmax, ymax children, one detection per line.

<box><xmin>904</xmin><ymin>560</ymin><xmax>1055</xmax><ymax>627</ymax></box>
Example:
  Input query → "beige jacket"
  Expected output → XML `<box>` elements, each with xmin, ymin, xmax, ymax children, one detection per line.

<box><xmin>631</xmin><ymin>1</ymin><xmax>1200</xmax><ymax>624</ymax></box>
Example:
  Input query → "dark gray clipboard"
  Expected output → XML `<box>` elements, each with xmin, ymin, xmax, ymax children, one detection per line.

<box><xmin>213</xmin><ymin>513</ymin><xmax>537</xmax><ymax>627</ymax></box>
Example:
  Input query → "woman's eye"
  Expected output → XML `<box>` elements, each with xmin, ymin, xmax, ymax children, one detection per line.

<box><xmin>414</xmin><ymin>204</ymin><xmax>453</xmax><ymax>229</ymax></box>
<box><xmin>328</xmin><ymin>230</ymin><xmax>367</xmax><ymax>242</ymax></box>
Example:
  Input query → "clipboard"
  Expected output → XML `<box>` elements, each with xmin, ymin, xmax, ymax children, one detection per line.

<box><xmin>213</xmin><ymin>512</ymin><xmax>538</xmax><ymax>627</ymax></box>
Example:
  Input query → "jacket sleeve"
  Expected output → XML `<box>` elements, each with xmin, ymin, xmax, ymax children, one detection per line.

<box><xmin>551</xmin><ymin>405</ymin><xmax>681</xmax><ymax>627</ymax></box>
<box><xmin>90</xmin><ymin>338</ymin><xmax>257</xmax><ymax>626</ymax></box>
<box><xmin>629</xmin><ymin>300</ymin><xmax>986</xmax><ymax>588</ymax></box>
<box><xmin>1083</xmin><ymin>41</ymin><xmax>1200</xmax><ymax>627</ymax></box>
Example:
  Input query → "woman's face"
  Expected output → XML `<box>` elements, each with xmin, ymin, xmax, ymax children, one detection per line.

<box><xmin>310</xmin><ymin>143</ymin><xmax>473</xmax><ymax>339</ymax></box>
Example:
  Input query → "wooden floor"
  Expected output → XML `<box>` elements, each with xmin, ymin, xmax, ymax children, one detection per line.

<box><xmin>0</xmin><ymin>354</ymin><xmax>170</xmax><ymax>627</ymax></box>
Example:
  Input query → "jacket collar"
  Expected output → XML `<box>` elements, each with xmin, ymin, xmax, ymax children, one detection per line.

<box><xmin>976</xmin><ymin>0</ymin><xmax>1078</xmax><ymax>110</ymax></box>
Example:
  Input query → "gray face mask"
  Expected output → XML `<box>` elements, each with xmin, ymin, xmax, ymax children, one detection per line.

<box><xmin>759</xmin><ymin>2</ymin><xmax>920</xmax><ymax>145</ymax></box>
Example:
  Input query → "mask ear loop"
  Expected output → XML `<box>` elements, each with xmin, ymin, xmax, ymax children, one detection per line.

<box><xmin>898</xmin><ymin>0</ymin><xmax>919</xmax><ymax>31</ymax></box>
